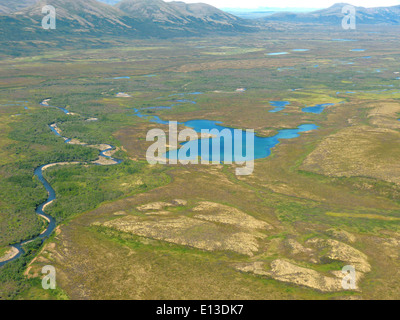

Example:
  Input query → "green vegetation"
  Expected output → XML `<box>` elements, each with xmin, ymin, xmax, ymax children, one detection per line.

<box><xmin>0</xmin><ymin>240</ymin><xmax>41</xmax><ymax>300</ymax></box>
<box><xmin>45</xmin><ymin>161</ymin><xmax>169</xmax><ymax>222</ymax></box>
<box><xmin>1</xmin><ymin>27</ymin><xmax>400</xmax><ymax>300</ymax></box>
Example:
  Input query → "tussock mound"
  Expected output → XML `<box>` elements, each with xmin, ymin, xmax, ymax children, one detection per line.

<box><xmin>192</xmin><ymin>201</ymin><xmax>272</xmax><ymax>230</ymax></box>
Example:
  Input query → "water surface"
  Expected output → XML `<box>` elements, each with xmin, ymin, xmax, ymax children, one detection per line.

<box><xmin>302</xmin><ymin>103</ymin><xmax>335</xmax><ymax>114</ymax></box>
<box><xmin>269</xmin><ymin>101</ymin><xmax>290</xmax><ymax>113</ymax></box>
<box><xmin>267</xmin><ymin>52</ymin><xmax>289</xmax><ymax>56</ymax></box>
<box><xmin>40</xmin><ymin>100</ymin><xmax>70</xmax><ymax>114</ymax></box>
<box><xmin>165</xmin><ymin>120</ymin><xmax>318</xmax><ymax>162</ymax></box>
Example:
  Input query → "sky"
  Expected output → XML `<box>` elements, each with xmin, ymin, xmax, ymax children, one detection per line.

<box><xmin>165</xmin><ymin>0</ymin><xmax>400</xmax><ymax>9</ymax></box>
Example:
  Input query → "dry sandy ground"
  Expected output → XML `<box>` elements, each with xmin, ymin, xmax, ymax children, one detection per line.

<box><xmin>100</xmin><ymin>200</ymin><xmax>271</xmax><ymax>256</ymax></box>
<box><xmin>237</xmin><ymin>238</ymin><xmax>370</xmax><ymax>292</ymax></box>
<box><xmin>0</xmin><ymin>246</ymin><xmax>19</xmax><ymax>263</ymax></box>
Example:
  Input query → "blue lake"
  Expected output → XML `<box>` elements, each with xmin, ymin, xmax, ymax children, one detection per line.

<box><xmin>302</xmin><ymin>103</ymin><xmax>335</xmax><ymax>114</ymax></box>
<box><xmin>351</xmin><ymin>49</ymin><xmax>365</xmax><ymax>52</ymax></box>
<box><xmin>268</xmin><ymin>52</ymin><xmax>289</xmax><ymax>56</ymax></box>
<box><xmin>165</xmin><ymin>120</ymin><xmax>318</xmax><ymax>162</ymax></box>
<box><xmin>269</xmin><ymin>101</ymin><xmax>291</xmax><ymax>113</ymax></box>
<box><xmin>132</xmin><ymin>110</ymin><xmax>318</xmax><ymax>162</ymax></box>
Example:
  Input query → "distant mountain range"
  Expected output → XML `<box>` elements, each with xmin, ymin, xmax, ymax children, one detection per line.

<box><xmin>262</xmin><ymin>3</ymin><xmax>400</xmax><ymax>25</ymax></box>
<box><xmin>0</xmin><ymin>0</ymin><xmax>38</xmax><ymax>14</ymax></box>
<box><xmin>1</xmin><ymin>1</ymin><xmax>400</xmax><ymax>43</ymax></box>
<box><xmin>115</xmin><ymin>0</ymin><xmax>246</xmax><ymax>32</ymax></box>
<box><xmin>98</xmin><ymin>0</ymin><xmax>121</xmax><ymax>5</ymax></box>
<box><xmin>0</xmin><ymin>0</ymin><xmax>254</xmax><ymax>40</ymax></box>
<box><xmin>223</xmin><ymin>7</ymin><xmax>318</xmax><ymax>20</ymax></box>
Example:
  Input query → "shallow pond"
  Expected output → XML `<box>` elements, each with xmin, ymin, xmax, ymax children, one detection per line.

<box><xmin>269</xmin><ymin>101</ymin><xmax>291</xmax><ymax>113</ymax></box>
<box><xmin>302</xmin><ymin>103</ymin><xmax>335</xmax><ymax>114</ymax></box>
<box><xmin>267</xmin><ymin>52</ymin><xmax>289</xmax><ymax>56</ymax></box>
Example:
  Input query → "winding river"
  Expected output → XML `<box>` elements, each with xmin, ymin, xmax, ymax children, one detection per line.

<box><xmin>0</xmin><ymin>100</ymin><xmax>122</xmax><ymax>267</ymax></box>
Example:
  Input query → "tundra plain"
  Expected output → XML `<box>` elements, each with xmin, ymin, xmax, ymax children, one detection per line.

<box><xmin>1</xmin><ymin>26</ymin><xmax>400</xmax><ymax>299</ymax></box>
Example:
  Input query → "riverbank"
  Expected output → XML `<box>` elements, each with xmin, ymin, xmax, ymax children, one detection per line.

<box><xmin>0</xmin><ymin>247</ymin><xmax>19</xmax><ymax>263</ymax></box>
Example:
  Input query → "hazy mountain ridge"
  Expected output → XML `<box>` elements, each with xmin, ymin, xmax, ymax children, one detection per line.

<box><xmin>20</xmin><ymin>0</ymin><xmax>130</xmax><ymax>28</ymax></box>
<box><xmin>0</xmin><ymin>0</ymin><xmax>255</xmax><ymax>39</ymax></box>
<box><xmin>98</xmin><ymin>0</ymin><xmax>121</xmax><ymax>4</ymax></box>
<box><xmin>0</xmin><ymin>0</ymin><xmax>38</xmax><ymax>14</ymax></box>
<box><xmin>263</xmin><ymin>3</ymin><xmax>400</xmax><ymax>25</ymax></box>
<box><xmin>115</xmin><ymin>0</ymin><xmax>245</xmax><ymax>31</ymax></box>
